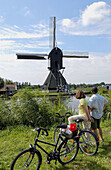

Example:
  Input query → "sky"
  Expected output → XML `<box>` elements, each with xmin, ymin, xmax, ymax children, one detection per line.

<box><xmin>0</xmin><ymin>0</ymin><xmax>111</xmax><ymax>85</ymax></box>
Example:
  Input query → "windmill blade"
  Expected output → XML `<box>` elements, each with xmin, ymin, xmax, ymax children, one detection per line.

<box><xmin>17</xmin><ymin>53</ymin><xmax>48</xmax><ymax>60</ymax></box>
<box><xmin>63</xmin><ymin>55</ymin><xmax>88</xmax><ymax>58</ymax></box>
<box><xmin>63</xmin><ymin>51</ymin><xmax>89</xmax><ymax>58</ymax></box>
<box><xmin>49</xmin><ymin>17</ymin><xmax>56</xmax><ymax>49</ymax></box>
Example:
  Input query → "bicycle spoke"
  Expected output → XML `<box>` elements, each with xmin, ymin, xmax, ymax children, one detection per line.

<box><xmin>58</xmin><ymin>138</ymin><xmax>79</xmax><ymax>164</ymax></box>
<box><xmin>79</xmin><ymin>130</ymin><xmax>98</xmax><ymax>155</ymax></box>
<box><xmin>11</xmin><ymin>149</ymin><xmax>41</xmax><ymax>170</ymax></box>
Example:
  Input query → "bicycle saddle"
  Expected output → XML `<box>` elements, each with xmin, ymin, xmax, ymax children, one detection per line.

<box><xmin>56</xmin><ymin>124</ymin><xmax>67</xmax><ymax>129</ymax></box>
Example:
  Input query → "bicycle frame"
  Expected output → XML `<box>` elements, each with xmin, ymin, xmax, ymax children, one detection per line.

<box><xmin>76</xmin><ymin>120</ymin><xmax>89</xmax><ymax>142</ymax></box>
<box><xmin>76</xmin><ymin>121</ymin><xmax>82</xmax><ymax>134</ymax></box>
<box><xmin>32</xmin><ymin>131</ymin><xmax>66</xmax><ymax>160</ymax></box>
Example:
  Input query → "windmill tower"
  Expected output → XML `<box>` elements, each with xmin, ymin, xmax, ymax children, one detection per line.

<box><xmin>17</xmin><ymin>17</ymin><xmax>88</xmax><ymax>92</ymax></box>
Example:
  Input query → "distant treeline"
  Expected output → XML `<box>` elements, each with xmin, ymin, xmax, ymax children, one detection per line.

<box><xmin>0</xmin><ymin>77</ymin><xmax>41</xmax><ymax>90</ymax></box>
<box><xmin>0</xmin><ymin>77</ymin><xmax>15</xmax><ymax>89</ymax></box>
<box><xmin>69</xmin><ymin>82</ymin><xmax>110</xmax><ymax>89</ymax></box>
<box><xmin>0</xmin><ymin>77</ymin><xmax>111</xmax><ymax>90</ymax></box>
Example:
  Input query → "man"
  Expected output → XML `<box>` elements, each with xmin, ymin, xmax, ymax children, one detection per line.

<box><xmin>88</xmin><ymin>87</ymin><xmax>108</xmax><ymax>142</ymax></box>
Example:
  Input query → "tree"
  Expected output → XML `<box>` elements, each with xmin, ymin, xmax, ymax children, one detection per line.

<box><xmin>5</xmin><ymin>79</ymin><xmax>14</xmax><ymax>84</ymax></box>
<box><xmin>0</xmin><ymin>77</ymin><xmax>4</xmax><ymax>89</ymax></box>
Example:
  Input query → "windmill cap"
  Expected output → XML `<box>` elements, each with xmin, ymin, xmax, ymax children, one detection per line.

<box><xmin>91</xmin><ymin>87</ymin><xmax>98</xmax><ymax>93</ymax></box>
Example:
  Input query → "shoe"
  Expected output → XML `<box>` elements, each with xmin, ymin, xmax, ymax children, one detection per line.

<box><xmin>101</xmin><ymin>138</ymin><xmax>104</xmax><ymax>142</ymax></box>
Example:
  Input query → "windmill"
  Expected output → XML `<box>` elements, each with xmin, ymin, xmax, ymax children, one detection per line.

<box><xmin>17</xmin><ymin>17</ymin><xmax>88</xmax><ymax>92</ymax></box>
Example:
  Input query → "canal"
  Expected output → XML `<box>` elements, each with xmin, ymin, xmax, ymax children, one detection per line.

<box><xmin>64</xmin><ymin>95</ymin><xmax>90</xmax><ymax>113</ymax></box>
<box><xmin>48</xmin><ymin>94</ymin><xmax>90</xmax><ymax>113</ymax></box>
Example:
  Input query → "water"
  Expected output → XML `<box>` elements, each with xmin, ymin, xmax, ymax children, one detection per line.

<box><xmin>4</xmin><ymin>95</ymin><xmax>90</xmax><ymax>114</ymax></box>
<box><xmin>65</xmin><ymin>95</ymin><xmax>90</xmax><ymax>113</ymax></box>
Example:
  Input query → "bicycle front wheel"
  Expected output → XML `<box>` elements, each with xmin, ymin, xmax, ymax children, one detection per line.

<box><xmin>58</xmin><ymin>138</ymin><xmax>79</xmax><ymax>165</ymax></box>
<box><xmin>79</xmin><ymin>130</ymin><xmax>99</xmax><ymax>156</ymax></box>
<box><xmin>10</xmin><ymin>149</ymin><xmax>42</xmax><ymax>170</ymax></box>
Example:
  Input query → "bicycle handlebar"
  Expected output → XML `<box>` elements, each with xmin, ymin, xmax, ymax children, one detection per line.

<box><xmin>40</xmin><ymin>127</ymin><xmax>48</xmax><ymax>136</ymax></box>
<box><xmin>34</xmin><ymin>127</ymin><xmax>49</xmax><ymax>137</ymax></box>
<box><xmin>30</xmin><ymin>121</ymin><xmax>48</xmax><ymax>137</ymax></box>
<box><xmin>55</xmin><ymin>112</ymin><xmax>72</xmax><ymax>118</ymax></box>
<box><xmin>65</xmin><ymin>112</ymin><xmax>72</xmax><ymax>117</ymax></box>
<box><xmin>55</xmin><ymin>113</ymin><xmax>63</xmax><ymax>118</ymax></box>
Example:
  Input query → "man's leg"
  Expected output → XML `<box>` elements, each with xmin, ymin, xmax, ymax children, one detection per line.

<box><xmin>98</xmin><ymin>127</ymin><xmax>104</xmax><ymax>142</ymax></box>
<box><xmin>91</xmin><ymin>117</ymin><xmax>99</xmax><ymax>140</ymax></box>
<box><xmin>97</xmin><ymin>119</ymin><xmax>104</xmax><ymax>141</ymax></box>
<box><xmin>93</xmin><ymin>129</ymin><xmax>99</xmax><ymax>138</ymax></box>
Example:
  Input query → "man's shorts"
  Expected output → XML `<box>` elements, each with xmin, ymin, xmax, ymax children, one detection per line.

<box><xmin>91</xmin><ymin>117</ymin><xmax>101</xmax><ymax>130</ymax></box>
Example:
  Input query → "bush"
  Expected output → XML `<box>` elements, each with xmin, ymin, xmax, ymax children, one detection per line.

<box><xmin>102</xmin><ymin>90</ymin><xmax>111</xmax><ymax>121</ymax></box>
<box><xmin>10</xmin><ymin>88</ymin><xmax>39</xmax><ymax>126</ymax></box>
<box><xmin>0</xmin><ymin>88</ymin><xmax>70</xmax><ymax>129</ymax></box>
<box><xmin>98</xmin><ymin>89</ymin><xmax>111</xmax><ymax>121</ymax></box>
<box><xmin>0</xmin><ymin>99</ymin><xmax>12</xmax><ymax>129</ymax></box>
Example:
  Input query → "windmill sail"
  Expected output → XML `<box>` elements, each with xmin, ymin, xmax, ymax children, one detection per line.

<box><xmin>17</xmin><ymin>53</ymin><xmax>48</xmax><ymax>60</ymax></box>
<box><xmin>53</xmin><ymin>17</ymin><xmax>56</xmax><ymax>48</ymax></box>
<box><xmin>63</xmin><ymin>51</ymin><xmax>89</xmax><ymax>58</ymax></box>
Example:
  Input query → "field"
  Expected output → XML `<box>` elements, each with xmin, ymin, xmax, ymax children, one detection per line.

<box><xmin>0</xmin><ymin>120</ymin><xmax>111</xmax><ymax>170</ymax></box>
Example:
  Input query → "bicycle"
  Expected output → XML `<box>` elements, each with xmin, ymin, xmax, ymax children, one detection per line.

<box><xmin>54</xmin><ymin>113</ymin><xmax>99</xmax><ymax>156</ymax></box>
<box><xmin>10</xmin><ymin>122</ymin><xmax>79</xmax><ymax>170</ymax></box>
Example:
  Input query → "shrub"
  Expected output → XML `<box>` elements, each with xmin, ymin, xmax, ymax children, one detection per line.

<box><xmin>9</xmin><ymin>88</ymin><xmax>70</xmax><ymax>128</ymax></box>
<box><xmin>102</xmin><ymin>90</ymin><xmax>111</xmax><ymax>121</ymax></box>
<box><xmin>0</xmin><ymin>99</ymin><xmax>12</xmax><ymax>129</ymax></box>
<box><xmin>10</xmin><ymin>88</ymin><xmax>40</xmax><ymax>126</ymax></box>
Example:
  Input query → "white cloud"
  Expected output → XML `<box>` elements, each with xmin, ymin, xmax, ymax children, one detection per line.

<box><xmin>14</xmin><ymin>25</ymin><xmax>19</xmax><ymax>29</ymax></box>
<box><xmin>0</xmin><ymin>40</ymin><xmax>15</xmax><ymax>48</ymax></box>
<box><xmin>20</xmin><ymin>6</ymin><xmax>31</xmax><ymax>17</ymax></box>
<box><xmin>61</xmin><ymin>19</ymin><xmax>75</xmax><ymax>28</ymax></box>
<box><xmin>32</xmin><ymin>24</ymin><xmax>46</xmax><ymax>29</ymax></box>
<box><xmin>0</xmin><ymin>25</ymin><xmax>48</xmax><ymax>39</ymax></box>
<box><xmin>24</xmin><ymin>10</ymin><xmax>30</xmax><ymax>17</ymax></box>
<box><xmin>82</xmin><ymin>1</ymin><xmax>111</xmax><ymax>26</ymax></box>
<box><xmin>0</xmin><ymin>53</ymin><xmax>16</xmax><ymax>61</ymax></box>
<box><xmin>0</xmin><ymin>16</ymin><xmax>4</xmax><ymax>23</ymax></box>
<box><xmin>63</xmin><ymin>52</ymin><xmax>111</xmax><ymax>84</ymax></box>
<box><xmin>59</xmin><ymin>1</ymin><xmax>111</xmax><ymax>36</ymax></box>
<box><xmin>0</xmin><ymin>24</ymin><xmax>49</xmax><ymax>54</ymax></box>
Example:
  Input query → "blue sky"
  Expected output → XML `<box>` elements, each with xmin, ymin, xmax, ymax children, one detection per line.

<box><xmin>0</xmin><ymin>0</ymin><xmax>111</xmax><ymax>85</ymax></box>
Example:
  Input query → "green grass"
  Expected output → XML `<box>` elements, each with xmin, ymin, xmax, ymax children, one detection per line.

<box><xmin>0</xmin><ymin>120</ymin><xmax>111</xmax><ymax>170</ymax></box>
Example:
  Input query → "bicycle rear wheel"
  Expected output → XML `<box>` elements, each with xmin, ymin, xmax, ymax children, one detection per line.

<box><xmin>79</xmin><ymin>130</ymin><xmax>99</xmax><ymax>156</ymax></box>
<box><xmin>58</xmin><ymin>137</ymin><xmax>79</xmax><ymax>164</ymax></box>
<box><xmin>10</xmin><ymin>149</ymin><xmax>42</xmax><ymax>170</ymax></box>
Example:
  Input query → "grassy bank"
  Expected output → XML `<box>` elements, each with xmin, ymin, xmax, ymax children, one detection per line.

<box><xmin>0</xmin><ymin>120</ymin><xmax>111</xmax><ymax>170</ymax></box>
